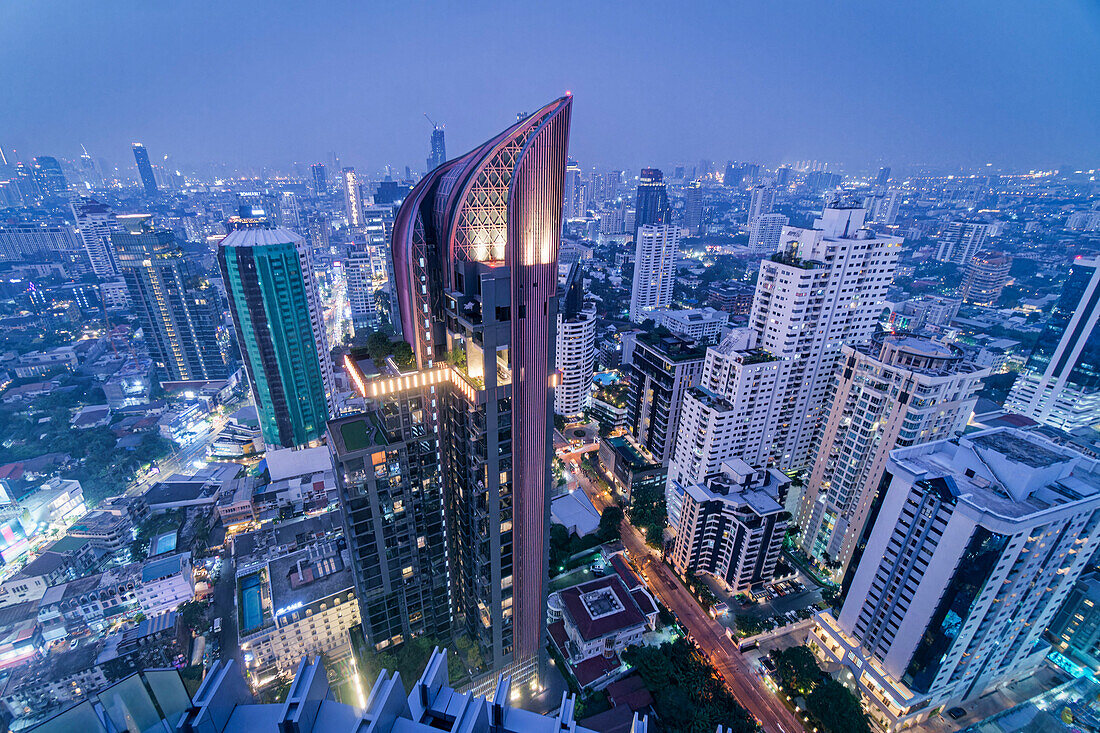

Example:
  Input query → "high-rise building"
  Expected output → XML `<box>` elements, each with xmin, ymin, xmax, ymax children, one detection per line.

<box><xmin>960</xmin><ymin>251</ymin><xmax>1011</xmax><ymax>305</ymax></box>
<box><xmin>875</xmin><ymin>165</ymin><xmax>891</xmax><ymax>187</ymax></box>
<box><xmin>346</xmin><ymin>247</ymin><xmax>379</xmax><ymax>335</ymax></box>
<box><xmin>866</xmin><ymin>189</ymin><xmax>902</xmax><ymax>226</ymax></box>
<box><xmin>796</xmin><ymin>333</ymin><xmax>988</xmax><ymax>577</ymax></box>
<box><xmin>427</xmin><ymin>125</ymin><xmax>446</xmax><ymax>172</ymax></box>
<box><xmin>670</xmin><ymin>458</ymin><xmax>790</xmax><ymax>592</ymax></box>
<box><xmin>683</xmin><ymin>180</ymin><xmax>703</xmax><ymax>234</ymax></box>
<box><xmin>32</xmin><ymin>156</ymin><xmax>69</xmax><ymax>199</ymax></box>
<box><xmin>113</xmin><ymin>215</ymin><xmax>227</xmax><ymax>382</ymax></box>
<box><xmin>629</xmin><ymin>224</ymin><xmax>680</xmax><ymax>323</ymax></box>
<box><xmin>132</xmin><ymin>143</ymin><xmax>158</xmax><ymax>197</ymax></box>
<box><xmin>342</xmin><ymin>167</ymin><xmax>363</xmax><ymax>228</ymax></box>
<box><xmin>811</xmin><ymin>429</ymin><xmax>1100</xmax><ymax>731</ymax></box>
<box><xmin>563</xmin><ymin>159</ymin><xmax>584</xmax><ymax>219</ymax></box>
<box><xmin>633</xmin><ymin>168</ymin><xmax>670</xmax><ymax>237</ymax></box>
<box><xmin>329</xmin><ymin>404</ymin><xmax>451</xmax><ymax>652</ymax></box>
<box><xmin>665</xmin><ymin>329</ymin><xmax>782</xmax><ymax>526</ymax></box>
<box><xmin>310</xmin><ymin>163</ymin><xmax>327</xmax><ymax>193</ymax></box>
<box><xmin>746</xmin><ymin>185</ymin><xmax>774</xmax><ymax>224</ymax></box>
<box><xmin>774</xmin><ymin>166</ymin><xmax>792</xmax><ymax>188</ymax></box>
<box><xmin>747</xmin><ymin>212</ymin><xmax>788</xmax><ymax>255</ymax></box>
<box><xmin>219</xmin><ymin>225</ymin><xmax>334</xmax><ymax>449</ymax></box>
<box><xmin>278</xmin><ymin>192</ymin><xmax>305</xmax><ymax>234</ymax></box>
<box><xmin>624</xmin><ymin>331</ymin><xmax>705</xmax><ymax>466</ymax></box>
<box><xmin>555</xmin><ymin>263</ymin><xmax>596</xmax><ymax>418</ymax></box>
<box><xmin>935</xmin><ymin>220</ymin><xmax>990</xmax><ymax>264</ymax></box>
<box><xmin>750</xmin><ymin>207</ymin><xmax>901</xmax><ymax>470</ymax></box>
<box><xmin>1050</xmin><ymin>571</ymin><xmax>1100</xmax><ymax>673</ymax></box>
<box><xmin>387</xmin><ymin>96</ymin><xmax>572</xmax><ymax>690</ymax></box>
<box><xmin>1006</xmin><ymin>256</ymin><xmax>1100</xmax><ymax>430</ymax></box>
<box><xmin>71</xmin><ymin>198</ymin><xmax>118</xmax><ymax>278</ymax></box>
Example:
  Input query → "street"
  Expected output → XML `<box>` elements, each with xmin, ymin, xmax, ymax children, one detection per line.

<box><xmin>571</xmin><ymin>459</ymin><xmax>805</xmax><ymax>733</ymax></box>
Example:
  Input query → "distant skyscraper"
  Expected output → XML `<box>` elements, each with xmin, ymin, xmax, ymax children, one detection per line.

<box><xmin>774</xmin><ymin>166</ymin><xmax>792</xmax><ymax>188</ymax></box>
<box><xmin>935</xmin><ymin>220</ymin><xmax>990</xmax><ymax>264</ymax></box>
<box><xmin>310</xmin><ymin>163</ymin><xmax>327</xmax><ymax>193</ymax></box>
<box><xmin>748</xmin><ymin>212</ymin><xmax>788</xmax><ymax>255</ymax></box>
<box><xmin>386</xmin><ymin>96</ymin><xmax>572</xmax><ymax>690</ymax></box>
<box><xmin>113</xmin><ymin>215</ymin><xmax>226</xmax><ymax>382</ymax></box>
<box><xmin>277</xmin><ymin>192</ymin><xmax>305</xmax><ymax>234</ymax></box>
<box><xmin>72</xmin><ymin>198</ymin><xmax>118</xmax><ymax>278</ymax></box>
<box><xmin>1007</xmin><ymin>256</ymin><xmax>1100</xmax><ymax>430</ymax></box>
<box><xmin>867</xmin><ymin>189</ymin><xmax>902</xmax><ymax>226</ymax></box>
<box><xmin>746</xmin><ymin>185</ymin><xmax>774</xmax><ymax>224</ymax></box>
<box><xmin>426</xmin><ymin>125</ymin><xmax>446</xmax><ymax>172</ymax></box>
<box><xmin>342</xmin><ymin>167</ymin><xmax>363</xmax><ymax>228</ymax></box>
<box><xmin>563</xmin><ymin>159</ymin><xmax>583</xmax><ymax>219</ymax></box>
<box><xmin>131</xmin><ymin>143</ymin><xmax>158</xmax><ymax>197</ymax></box>
<box><xmin>796</xmin><ymin>333</ymin><xmax>987</xmax><ymax>577</ymax></box>
<box><xmin>683</xmin><ymin>180</ymin><xmax>703</xmax><ymax>234</ymax></box>
<box><xmin>812</xmin><ymin>429</ymin><xmax>1100</xmax><ymax>731</ymax></box>
<box><xmin>634</xmin><ymin>167</ymin><xmax>670</xmax><ymax>237</ymax></box>
<box><xmin>629</xmin><ymin>224</ymin><xmax>680</xmax><ymax>323</ymax></box>
<box><xmin>960</xmin><ymin>251</ymin><xmax>1011</xmax><ymax>305</ymax></box>
<box><xmin>32</xmin><ymin>156</ymin><xmax>69</xmax><ymax>199</ymax></box>
<box><xmin>555</xmin><ymin>262</ymin><xmax>597</xmax><ymax>417</ymax></box>
<box><xmin>219</xmin><ymin>225</ymin><xmax>334</xmax><ymax>449</ymax></box>
<box><xmin>875</xmin><ymin>165</ymin><xmax>891</xmax><ymax>187</ymax></box>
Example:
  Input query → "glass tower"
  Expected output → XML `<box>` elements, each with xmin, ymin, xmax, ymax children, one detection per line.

<box><xmin>132</xmin><ymin>143</ymin><xmax>159</xmax><ymax>197</ymax></box>
<box><xmin>113</xmin><ymin>215</ymin><xmax>227</xmax><ymax>382</ymax></box>
<box><xmin>219</xmin><ymin>225</ymin><xmax>334</xmax><ymax>449</ymax></box>
<box><xmin>633</xmin><ymin>167</ymin><xmax>670</xmax><ymax>238</ymax></box>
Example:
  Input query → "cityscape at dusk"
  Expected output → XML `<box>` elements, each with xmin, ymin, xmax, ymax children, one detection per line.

<box><xmin>0</xmin><ymin>4</ymin><xmax>1099</xmax><ymax>733</ymax></box>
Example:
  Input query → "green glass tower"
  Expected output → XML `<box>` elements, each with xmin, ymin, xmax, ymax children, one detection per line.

<box><xmin>218</xmin><ymin>225</ymin><xmax>334</xmax><ymax>448</ymax></box>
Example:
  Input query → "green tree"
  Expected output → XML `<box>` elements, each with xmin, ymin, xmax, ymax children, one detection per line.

<box><xmin>773</xmin><ymin>645</ymin><xmax>821</xmax><ymax>696</ymax></box>
<box><xmin>808</xmin><ymin>678</ymin><xmax>870</xmax><ymax>733</ymax></box>
<box><xmin>596</xmin><ymin>505</ymin><xmax>623</xmax><ymax>542</ymax></box>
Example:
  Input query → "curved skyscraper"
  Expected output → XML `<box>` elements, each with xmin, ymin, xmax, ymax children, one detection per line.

<box><xmin>390</xmin><ymin>95</ymin><xmax>571</xmax><ymax>691</ymax></box>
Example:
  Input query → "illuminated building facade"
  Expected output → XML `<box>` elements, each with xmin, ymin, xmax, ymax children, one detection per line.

<box><xmin>219</xmin><ymin>225</ymin><xmax>334</xmax><ymax>449</ymax></box>
<box><xmin>386</xmin><ymin>95</ymin><xmax>571</xmax><ymax>691</ymax></box>
<box><xmin>112</xmin><ymin>215</ymin><xmax>227</xmax><ymax>382</ymax></box>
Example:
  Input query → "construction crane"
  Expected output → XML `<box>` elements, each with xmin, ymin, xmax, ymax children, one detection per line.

<box><xmin>424</xmin><ymin>113</ymin><xmax>443</xmax><ymax>130</ymax></box>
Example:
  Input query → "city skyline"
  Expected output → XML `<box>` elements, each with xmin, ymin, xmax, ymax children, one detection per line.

<box><xmin>3</xmin><ymin>2</ymin><xmax>1099</xmax><ymax>172</ymax></box>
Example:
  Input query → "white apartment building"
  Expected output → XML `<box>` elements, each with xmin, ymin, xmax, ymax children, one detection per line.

<box><xmin>670</xmin><ymin>458</ymin><xmax>790</xmax><ymax>593</ymax></box>
<box><xmin>238</xmin><ymin>542</ymin><xmax>360</xmax><ymax>682</ymax></box>
<box><xmin>555</xmin><ymin>301</ymin><xmax>597</xmax><ymax>417</ymax></box>
<box><xmin>629</xmin><ymin>224</ymin><xmax>680</xmax><ymax>323</ymax></box>
<box><xmin>746</xmin><ymin>186</ymin><xmax>775</xmax><ymax>224</ymax></box>
<box><xmin>934</xmin><ymin>220</ymin><xmax>990</xmax><ymax>264</ymax></box>
<box><xmin>796</xmin><ymin>333</ymin><xmax>988</xmax><ymax>577</ymax></box>
<box><xmin>665</xmin><ymin>328</ymin><xmax>784</xmax><ymax>527</ymax></box>
<box><xmin>812</xmin><ymin>429</ymin><xmax>1100</xmax><ymax>731</ymax></box>
<box><xmin>136</xmin><ymin>552</ymin><xmax>194</xmax><ymax>616</ymax></box>
<box><xmin>346</xmin><ymin>248</ymin><xmax>379</xmax><ymax>334</ymax></box>
<box><xmin>1006</xmin><ymin>256</ymin><xmax>1100</xmax><ymax>431</ymax></box>
<box><xmin>748</xmin><ymin>213</ymin><xmax>788</xmax><ymax>256</ymax></box>
<box><xmin>652</xmin><ymin>307</ymin><xmax>728</xmax><ymax>344</ymax></box>
<box><xmin>72</xmin><ymin>199</ymin><xmax>117</xmax><ymax>279</ymax></box>
<box><xmin>753</xmin><ymin>206</ymin><xmax>902</xmax><ymax>471</ymax></box>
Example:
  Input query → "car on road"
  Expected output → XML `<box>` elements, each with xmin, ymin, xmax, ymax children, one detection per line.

<box><xmin>947</xmin><ymin>707</ymin><xmax>966</xmax><ymax>720</ymax></box>
<box><xmin>213</xmin><ymin>617</ymin><xmax>222</xmax><ymax>634</ymax></box>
